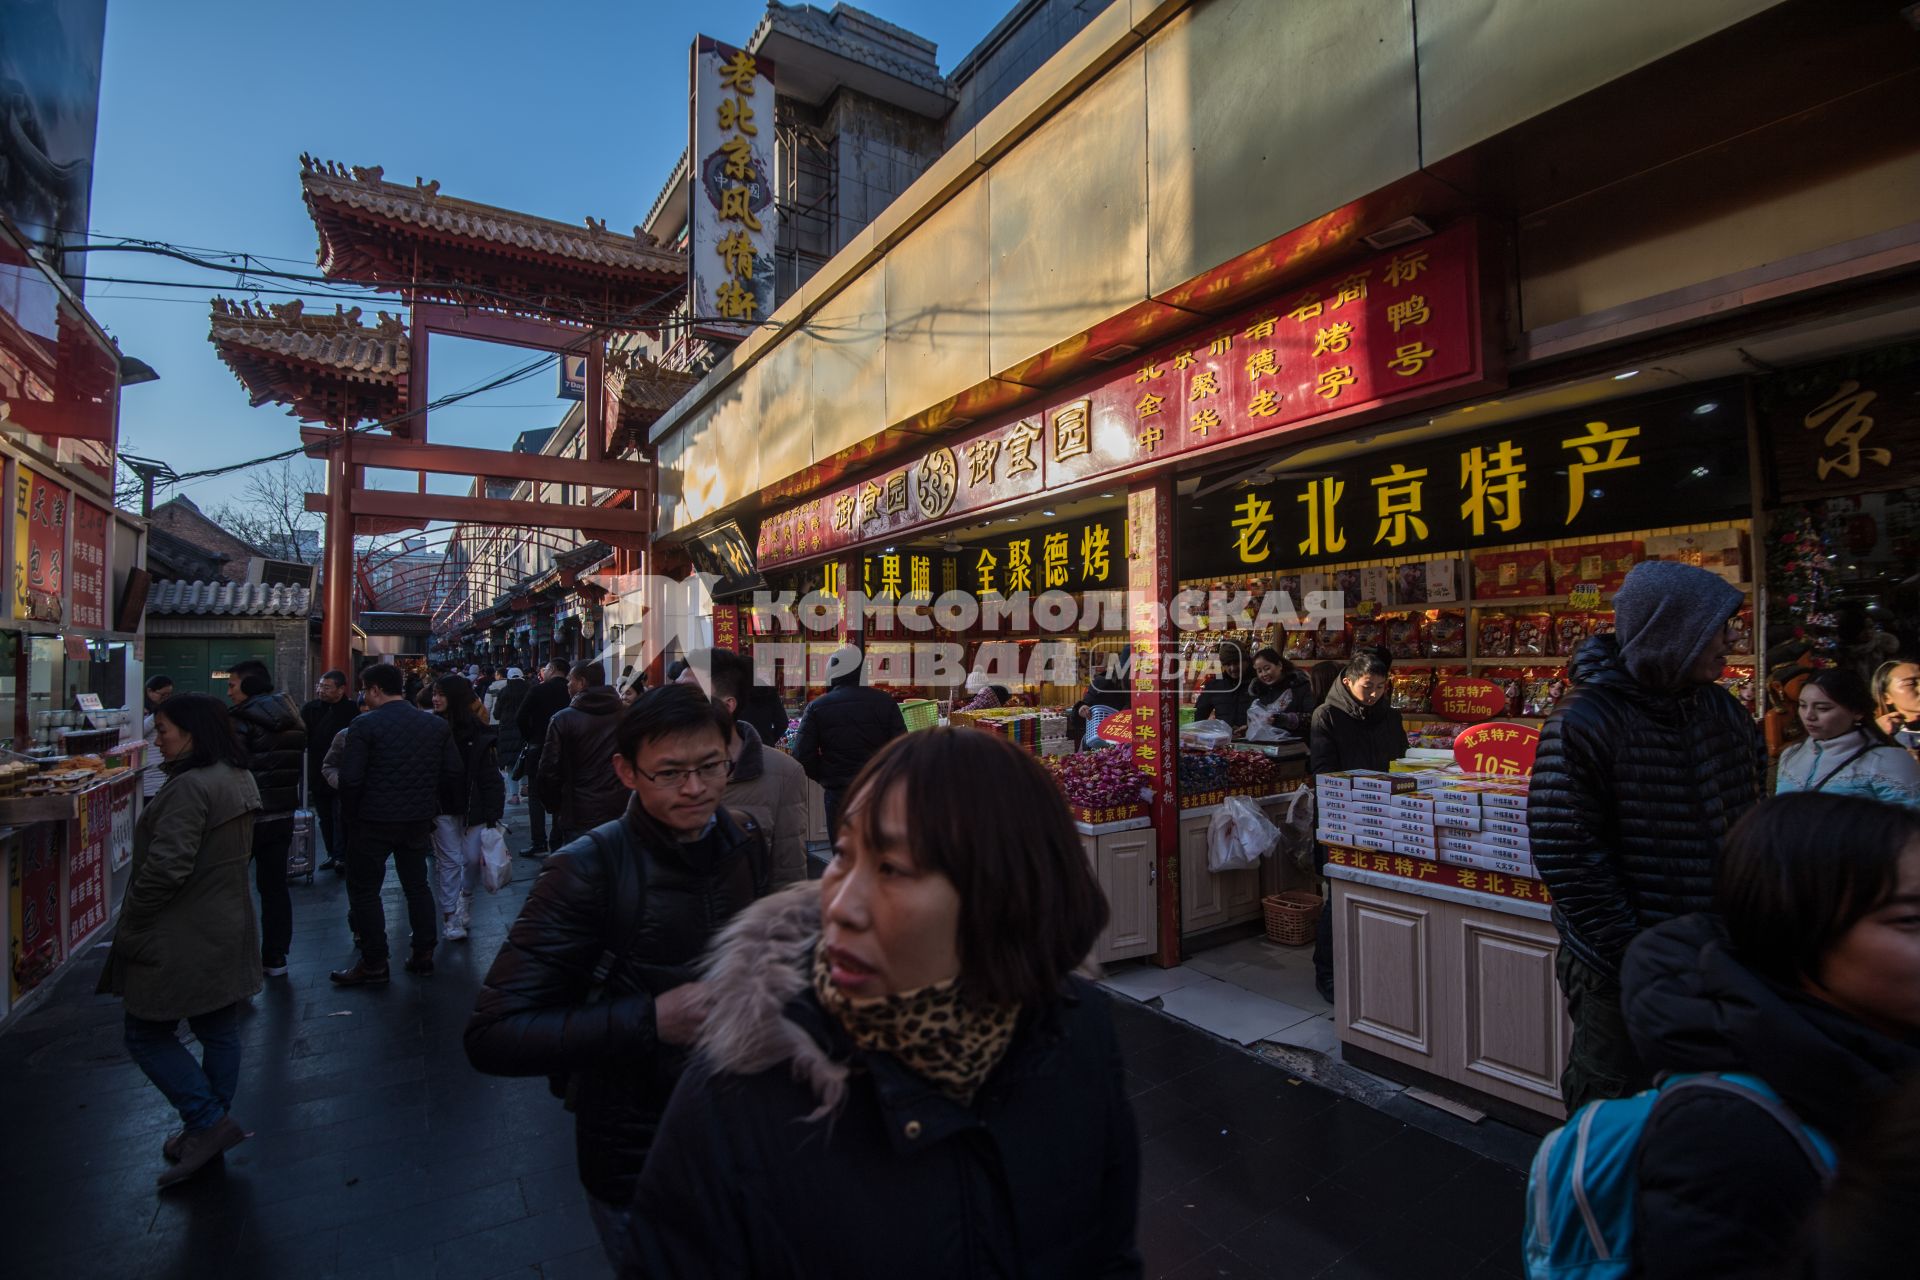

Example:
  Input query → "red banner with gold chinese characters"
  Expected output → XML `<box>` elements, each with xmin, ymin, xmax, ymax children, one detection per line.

<box><xmin>757</xmin><ymin>221</ymin><xmax>1493</xmax><ymax>569</ymax></box>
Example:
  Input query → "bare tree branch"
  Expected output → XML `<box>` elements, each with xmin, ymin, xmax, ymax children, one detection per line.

<box><xmin>207</xmin><ymin>459</ymin><xmax>324</xmax><ymax>563</ymax></box>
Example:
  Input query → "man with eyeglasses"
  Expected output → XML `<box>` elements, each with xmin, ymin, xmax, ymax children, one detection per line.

<box><xmin>466</xmin><ymin>684</ymin><xmax>768</xmax><ymax>1274</ymax></box>
<box><xmin>1531</xmin><ymin>559</ymin><xmax>1765</xmax><ymax>1112</ymax></box>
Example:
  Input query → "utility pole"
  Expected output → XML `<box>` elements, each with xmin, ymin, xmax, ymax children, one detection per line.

<box><xmin>118</xmin><ymin>455</ymin><xmax>178</xmax><ymax>517</ymax></box>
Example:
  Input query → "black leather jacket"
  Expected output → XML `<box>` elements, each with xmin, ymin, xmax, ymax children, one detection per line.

<box><xmin>441</xmin><ymin>721</ymin><xmax>505</xmax><ymax>828</ymax></box>
<box><xmin>463</xmin><ymin>799</ymin><xmax>768</xmax><ymax>1205</ymax></box>
<box><xmin>1530</xmin><ymin>634</ymin><xmax>1765</xmax><ymax>976</ymax></box>
<box><xmin>336</xmin><ymin>699</ymin><xmax>464</xmax><ymax>826</ymax></box>
<box><xmin>230</xmin><ymin>691</ymin><xmax>308</xmax><ymax>818</ymax></box>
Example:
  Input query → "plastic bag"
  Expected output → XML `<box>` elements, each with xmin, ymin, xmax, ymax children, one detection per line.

<box><xmin>1276</xmin><ymin>787</ymin><xmax>1317</xmax><ymax>870</ymax></box>
<box><xmin>1207</xmin><ymin>794</ymin><xmax>1281</xmax><ymax>872</ymax></box>
<box><xmin>480</xmin><ymin>824</ymin><xmax>514</xmax><ymax>893</ymax></box>
<box><xmin>1244</xmin><ymin>701</ymin><xmax>1285</xmax><ymax>743</ymax></box>
<box><xmin>1182</xmin><ymin>718</ymin><xmax>1234</xmax><ymax>750</ymax></box>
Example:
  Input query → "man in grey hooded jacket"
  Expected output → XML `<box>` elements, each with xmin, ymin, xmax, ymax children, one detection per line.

<box><xmin>1529</xmin><ymin>559</ymin><xmax>1765</xmax><ymax>1110</ymax></box>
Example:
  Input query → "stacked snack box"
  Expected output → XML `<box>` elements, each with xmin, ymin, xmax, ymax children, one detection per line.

<box><xmin>1317</xmin><ymin>770</ymin><xmax>1536</xmax><ymax>879</ymax></box>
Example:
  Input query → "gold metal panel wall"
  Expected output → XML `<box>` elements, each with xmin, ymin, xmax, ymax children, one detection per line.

<box><xmin>1146</xmin><ymin>0</ymin><xmax>1418</xmax><ymax>296</ymax></box>
<box><xmin>884</xmin><ymin>182</ymin><xmax>992</xmax><ymax>432</ymax></box>
<box><xmin>807</xmin><ymin>265</ymin><xmax>889</xmax><ymax>461</ymax></box>
<box><xmin>987</xmin><ymin>45</ymin><xmax>1149</xmax><ymax>377</ymax></box>
<box><xmin>1416</xmin><ymin>0</ymin><xmax>1780</xmax><ymax>163</ymax></box>
<box><xmin>755</xmin><ymin>328</ymin><xmax>815</xmax><ymax>490</ymax></box>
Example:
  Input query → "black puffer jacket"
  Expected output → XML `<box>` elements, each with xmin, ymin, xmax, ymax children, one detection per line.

<box><xmin>1308</xmin><ymin>679</ymin><xmax>1405</xmax><ymax>776</ymax></box>
<box><xmin>463</xmin><ymin>799</ymin><xmax>767</xmax><ymax>1206</ymax></box>
<box><xmin>336</xmin><ymin>699</ymin><xmax>464</xmax><ymax>826</ymax></box>
<box><xmin>626</xmin><ymin>886</ymin><xmax>1142</xmax><ymax>1279</ymax></box>
<box><xmin>230</xmin><ymin>691</ymin><xmax>308</xmax><ymax>817</ymax></box>
<box><xmin>491</xmin><ymin>677</ymin><xmax>530</xmax><ymax>758</ymax></box>
<box><xmin>1193</xmin><ymin>676</ymin><xmax>1251</xmax><ymax>729</ymax></box>
<box><xmin>1250</xmin><ymin>669</ymin><xmax>1316</xmax><ymax>736</ymax></box>
<box><xmin>1621</xmin><ymin>914</ymin><xmax>1920</xmax><ymax>1280</ymax></box>
<box><xmin>537</xmin><ymin>686</ymin><xmax>628</xmax><ymax>833</ymax></box>
<box><xmin>1530</xmin><ymin>634</ymin><xmax>1764</xmax><ymax>976</ymax></box>
<box><xmin>516</xmin><ymin>675</ymin><xmax>570</xmax><ymax>753</ymax></box>
<box><xmin>441</xmin><ymin>721</ymin><xmax>505</xmax><ymax>828</ymax></box>
<box><xmin>791</xmin><ymin>682</ymin><xmax>907</xmax><ymax>790</ymax></box>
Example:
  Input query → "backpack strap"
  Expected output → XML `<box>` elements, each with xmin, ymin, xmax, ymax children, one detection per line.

<box><xmin>1654</xmin><ymin>1073</ymin><xmax>1837</xmax><ymax>1183</ymax></box>
<box><xmin>1807</xmin><ymin>740</ymin><xmax>1876</xmax><ymax>793</ymax></box>
<box><xmin>582</xmin><ymin>821</ymin><xmax>645</xmax><ymax>1002</ymax></box>
<box><xmin>726</xmin><ymin>807</ymin><xmax>771</xmax><ymax>898</ymax></box>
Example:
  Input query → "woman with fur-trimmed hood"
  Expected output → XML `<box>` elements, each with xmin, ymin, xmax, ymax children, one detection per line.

<box><xmin>623</xmin><ymin>729</ymin><xmax>1142</xmax><ymax>1278</ymax></box>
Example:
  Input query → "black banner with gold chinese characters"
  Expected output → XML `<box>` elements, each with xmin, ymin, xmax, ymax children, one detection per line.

<box><xmin>1178</xmin><ymin>384</ymin><xmax>1751</xmax><ymax>578</ymax></box>
<box><xmin>1758</xmin><ymin>343</ymin><xmax>1920</xmax><ymax>504</ymax></box>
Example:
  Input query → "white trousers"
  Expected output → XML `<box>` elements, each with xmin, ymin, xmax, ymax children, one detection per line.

<box><xmin>430</xmin><ymin>815</ymin><xmax>484</xmax><ymax>915</ymax></box>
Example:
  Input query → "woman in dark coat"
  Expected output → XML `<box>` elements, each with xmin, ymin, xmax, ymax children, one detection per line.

<box><xmin>1306</xmin><ymin>647</ymin><xmax>1405</xmax><ymax>1002</ymax></box>
<box><xmin>430</xmin><ymin>675</ymin><xmax>504</xmax><ymax>941</ymax></box>
<box><xmin>625</xmin><ymin>729</ymin><xmax>1139</xmax><ymax>1278</ymax></box>
<box><xmin>1193</xmin><ymin>640</ymin><xmax>1251</xmax><ymax>731</ymax></box>
<box><xmin>98</xmin><ymin>693</ymin><xmax>263</xmax><ymax>1189</ymax></box>
<box><xmin>1621</xmin><ymin>793</ymin><xmax>1920</xmax><ymax>1279</ymax></box>
<box><xmin>1246</xmin><ymin>647</ymin><xmax>1315</xmax><ymax>741</ymax></box>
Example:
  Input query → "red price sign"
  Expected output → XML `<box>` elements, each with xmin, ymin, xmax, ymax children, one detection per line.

<box><xmin>1432</xmin><ymin>676</ymin><xmax>1509</xmax><ymax>723</ymax></box>
<box><xmin>1452</xmin><ymin>721</ymin><xmax>1541</xmax><ymax>776</ymax></box>
<box><xmin>1096</xmin><ymin>708</ymin><xmax>1136</xmax><ymax>743</ymax></box>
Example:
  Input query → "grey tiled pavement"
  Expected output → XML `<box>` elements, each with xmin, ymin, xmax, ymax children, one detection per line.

<box><xmin>0</xmin><ymin>808</ymin><xmax>1526</xmax><ymax>1279</ymax></box>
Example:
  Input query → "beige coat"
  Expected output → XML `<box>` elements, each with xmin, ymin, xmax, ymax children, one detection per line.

<box><xmin>724</xmin><ymin>723</ymin><xmax>812</xmax><ymax>888</ymax></box>
<box><xmin>98</xmin><ymin>762</ymin><xmax>263</xmax><ymax>1021</ymax></box>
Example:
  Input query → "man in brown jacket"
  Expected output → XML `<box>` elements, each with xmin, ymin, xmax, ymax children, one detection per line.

<box><xmin>690</xmin><ymin>648</ymin><xmax>811</xmax><ymax>886</ymax></box>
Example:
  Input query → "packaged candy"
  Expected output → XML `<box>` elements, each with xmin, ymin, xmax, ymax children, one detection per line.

<box><xmin>1424</xmin><ymin>610</ymin><xmax>1467</xmax><ymax>659</ymax></box>
<box><xmin>1482</xmin><ymin>668</ymin><xmax>1526</xmax><ymax>716</ymax></box>
<box><xmin>1512</xmin><ymin>612</ymin><xmax>1553</xmax><ymax>658</ymax></box>
<box><xmin>1725</xmin><ymin>609</ymin><xmax>1754</xmax><ymax>656</ymax></box>
<box><xmin>1719</xmin><ymin>665</ymin><xmax>1757</xmax><ymax>712</ymax></box>
<box><xmin>1478</xmin><ymin>612</ymin><xmax>1514</xmax><ymax>658</ymax></box>
<box><xmin>1553</xmin><ymin>612</ymin><xmax>1591</xmax><ymax>658</ymax></box>
<box><xmin>1285</xmin><ymin>627</ymin><xmax>1316</xmax><ymax>661</ymax></box>
<box><xmin>1349</xmin><ymin>619</ymin><xmax>1386</xmax><ymax>652</ymax></box>
<box><xmin>1396</xmin><ymin>562</ymin><xmax>1429</xmax><ymax>605</ymax></box>
<box><xmin>1315</xmin><ymin>627</ymin><xmax>1352</xmax><ymax>660</ymax></box>
<box><xmin>1586</xmin><ymin>611</ymin><xmax>1616</xmax><ymax>638</ymax></box>
<box><xmin>1426</xmin><ymin>559</ymin><xmax>1461</xmax><ymax>603</ymax></box>
<box><xmin>1549</xmin><ymin>540</ymin><xmax>1645</xmax><ymax>593</ymax></box>
<box><xmin>1473</xmin><ymin>548</ymin><xmax>1551</xmax><ymax>600</ymax></box>
<box><xmin>1385</xmin><ymin>613</ymin><xmax>1424</xmax><ymax>660</ymax></box>
<box><xmin>1521</xmin><ymin>667</ymin><xmax>1561</xmax><ymax>717</ymax></box>
<box><xmin>1390</xmin><ymin>670</ymin><xmax>1433</xmax><ymax>713</ymax></box>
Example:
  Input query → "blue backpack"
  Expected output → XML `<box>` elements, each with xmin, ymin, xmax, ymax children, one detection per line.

<box><xmin>1523</xmin><ymin>1072</ymin><xmax>1836</xmax><ymax>1279</ymax></box>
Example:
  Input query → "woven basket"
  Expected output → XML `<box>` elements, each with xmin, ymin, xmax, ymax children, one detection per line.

<box><xmin>900</xmin><ymin>699</ymin><xmax>940</xmax><ymax>732</ymax></box>
<box><xmin>1262</xmin><ymin>890</ymin><xmax>1322</xmax><ymax>947</ymax></box>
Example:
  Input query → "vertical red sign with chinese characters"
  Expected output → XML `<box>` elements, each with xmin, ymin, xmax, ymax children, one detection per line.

<box><xmin>711</xmin><ymin>604</ymin><xmax>740</xmax><ymax>654</ymax></box>
<box><xmin>13</xmin><ymin>823</ymin><xmax>63</xmax><ymax>998</ymax></box>
<box><xmin>1126</xmin><ymin>477</ymin><xmax>1182</xmax><ymax>966</ymax></box>
<box><xmin>67</xmin><ymin>785</ymin><xmax>110</xmax><ymax>950</ymax></box>
<box><xmin>70</xmin><ymin>499</ymin><xmax>110</xmax><ymax>631</ymax></box>
<box><xmin>13</xmin><ymin>467</ymin><xmax>69</xmax><ymax>622</ymax></box>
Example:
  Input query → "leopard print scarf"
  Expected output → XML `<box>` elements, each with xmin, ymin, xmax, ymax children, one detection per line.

<box><xmin>811</xmin><ymin>940</ymin><xmax>1019</xmax><ymax>1104</ymax></box>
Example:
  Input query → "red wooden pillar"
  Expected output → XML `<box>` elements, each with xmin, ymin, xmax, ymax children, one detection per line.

<box><xmin>323</xmin><ymin>427</ymin><xmax>355</xmax><ymax>676</ymax></box>
<box><xmin>1126</xmin><ymin>475</ymin><xmax>1183</xmax><ymax>967</ymax></box>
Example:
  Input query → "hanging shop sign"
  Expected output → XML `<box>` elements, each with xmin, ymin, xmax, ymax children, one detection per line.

<box><xmin>756</xmin><ymin>221</ymin><xmax>1496</xmax><ymax>570</ymax></box>
<box><xmin>689</xmin><ymin>37</ymin><xmax>778</xmax><ymax>342</ymax></box>
<box><xmin>1451</xmin><ymin>721</ymin><xmax>1541</xmax><ymax>776</ymax></box>
<box><xmin>70</xmin><ymin>498</ymin><xmax>110</xmax><ymax>631</ymax></box>
<box><xmin>13</xmin><ymin>466</ymin><xmax>69</xmax><ymax>622</ymax></box>
<box><xmin>1178</xmin><ymin>384</ymin><xmax>1752</xmax><ymax>578</ymax></box>
<box><xmin>1095</xmin><ymin>708</ymin><xmax>1137</xmax><ymax>743</ymax></box>
<box><xmin>1759</xmin><ymin>343</ymin><xmax>1920</xmax><ymax>503</ymax></box>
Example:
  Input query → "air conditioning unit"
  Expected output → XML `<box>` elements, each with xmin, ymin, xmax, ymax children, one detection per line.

<box><xmin>247</xmin><ymin>557</ymin><xmax>316</xmax><ymax>589</ymax></box>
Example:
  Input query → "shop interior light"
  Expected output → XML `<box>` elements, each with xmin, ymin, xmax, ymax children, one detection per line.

<box><xmin>883</xmin><ymin>546</ymin><xmax>895</xmax><ymax>553</ymax></box>
<box><xmin>1099</xmin><ymin>493</ymin><xmax>1115</xmax><ymax>499</ymax></box>
<box><xmin>1693</xmin><ymin>402</ymin><xmax>1719</xmax><ymax>415</ymax></box>
<box><xmin>1690</xmin><ymin>466</ymin><xmax>1711</xmax><ymax>478</ymax></box>
<box><xmin>1613</xmin><ymin>370</ymin><xmax>1641</xmax><ymax>380</ymax></box>
<box><xmin>1042</xmin><ymin>510</ymin><xmax>1055</xmax><ymax>517</ymax></box>
<box><xmin>1590</xmin><ymin>488</ymin><xmax>1605</xmax><ymax>499</ymax></box>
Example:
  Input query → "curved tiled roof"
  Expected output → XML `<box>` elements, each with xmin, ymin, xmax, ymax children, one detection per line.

<box><xmin>148</xmin><ymin>580</ymin><xmax>314</xmax><ymax>618</ymax></box>
<box><xmin>299</xmin><ymin>156</ymin><xmax>686</xmax><ymax>281</ymax></box>
<box><xmin>209</xmin><ymin>298</ymin><xmax>408</xmax><ymax>383</ymax></box>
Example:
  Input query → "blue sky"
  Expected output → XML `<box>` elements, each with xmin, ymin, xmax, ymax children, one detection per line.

<box><xmin>86</xmin><ymin>0</ymin><xmax>1003</xmax><ymax>512</ymax></box>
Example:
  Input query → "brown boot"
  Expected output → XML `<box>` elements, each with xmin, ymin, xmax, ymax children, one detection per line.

<box><xmin>404</xmin><ymin>949</ymin><xmax>435</xmax><ymax>975</ymax></box>
<box><xmin>157</xmin><ymin>1115</ymin><xmax>247</xmax><ymax>1188</ymax></box>
<box><xmin>329</xmin><ymin>959</ymin><xmax>391</xmax><ymax>986</ymax></box>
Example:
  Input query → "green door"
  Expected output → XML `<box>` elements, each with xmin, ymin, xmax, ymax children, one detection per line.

<box><xmin>146</xmin><ymin>636</ymin><xmax>276</xmax><ymax>697</ymax></box>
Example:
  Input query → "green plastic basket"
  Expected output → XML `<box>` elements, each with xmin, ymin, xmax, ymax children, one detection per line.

<box><xmin>901</xmin><ymin>699</ymin><xmax>940</xmax><ymax>732</ymax></box>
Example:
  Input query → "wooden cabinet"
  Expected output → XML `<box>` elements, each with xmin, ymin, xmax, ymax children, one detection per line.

<box><xmin>1177</xmin><ymin>809</ymin><xmax>1265</xmax><ymax>937</ymax></box>
<box><xmin>1333</xmin><ymin>874</ymin><xmax>1570</xmax><ymax>1119</ymax></box>
<box><xmin>1082</xmin><ymin>825</ymin><xmax>1157</xmax><ymax>965</ymax></box>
